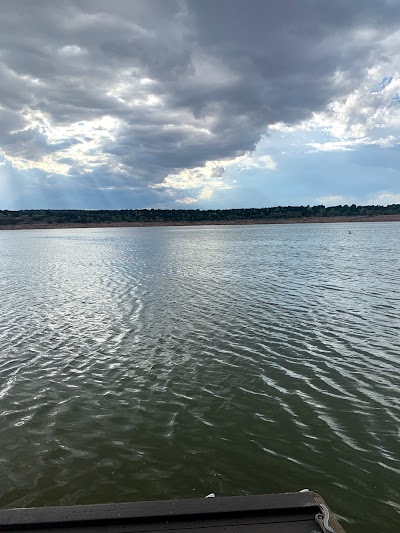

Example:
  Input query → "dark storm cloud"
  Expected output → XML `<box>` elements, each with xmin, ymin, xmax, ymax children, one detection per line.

<box><xmin>0</xmin><ymin>0</ymin><xmax>398</xmax><ymax>187</ymax></box>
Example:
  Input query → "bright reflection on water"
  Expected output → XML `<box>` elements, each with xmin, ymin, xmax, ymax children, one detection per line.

<box><xmin>0</xmin><ymin>223</ymin><xmax>399</xmax><ymax>533</ymax></box>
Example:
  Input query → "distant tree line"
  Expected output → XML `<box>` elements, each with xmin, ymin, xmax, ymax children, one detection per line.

<box><xmin>1</xmin><ymin>204</ymin><xmax>400</xmax><ymax>226</ymax></box>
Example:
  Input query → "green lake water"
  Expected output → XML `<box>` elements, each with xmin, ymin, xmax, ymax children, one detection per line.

<box><xmin>1</xmin><ymin>223</ymin><xmax>399</xmax><ymax>532</ymax></box>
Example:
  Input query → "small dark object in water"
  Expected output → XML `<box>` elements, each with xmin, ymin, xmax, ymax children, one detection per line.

<box><xmin>0</xmin><ymin>491</ymin><xmax>345</xmax><ymax>532</ymax></box>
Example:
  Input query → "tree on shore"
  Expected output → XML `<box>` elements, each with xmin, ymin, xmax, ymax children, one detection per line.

<box><xmin>0</xmin><ymin>204</ymin><xmax>399</xmax><ymax>227</ymax></box>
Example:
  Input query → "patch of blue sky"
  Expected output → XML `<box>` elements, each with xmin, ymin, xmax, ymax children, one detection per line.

<box><xmin>370</xmin><ymin>76</ymin><xmax>393</xmax><ymax>93</ymax></box>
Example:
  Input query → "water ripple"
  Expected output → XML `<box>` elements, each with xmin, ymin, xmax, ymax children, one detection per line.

<box><xmin>0</xmin><ymin>224</ymin><xmax>400</xmax><ymax>532</ymax></box>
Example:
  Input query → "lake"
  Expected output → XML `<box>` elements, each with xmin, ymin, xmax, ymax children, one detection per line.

<box><xmin>0</xmin><ymin>222</ymin><xmax>399</xmax><ymax>532</ymax></box>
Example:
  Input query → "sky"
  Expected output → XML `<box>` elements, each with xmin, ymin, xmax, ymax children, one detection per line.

<box><xmin>1</xmin><ymin>0</ymin><xmax>400</xmax><ymax>210</ymax></box>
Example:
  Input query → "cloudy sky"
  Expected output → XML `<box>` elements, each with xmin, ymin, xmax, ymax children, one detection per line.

<box><xmin>1</xmin><ymin>0</ymin><xmax>400</xmax><ymax>210</ymax></box>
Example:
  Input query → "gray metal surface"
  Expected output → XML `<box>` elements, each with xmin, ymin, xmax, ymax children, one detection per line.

<box><xmin>0</xmin><ymin>491</ymin><xmax>345</xmax><ymax>532</ymax></box>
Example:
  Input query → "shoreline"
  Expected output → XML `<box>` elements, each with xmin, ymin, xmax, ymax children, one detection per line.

<box><xmin>1</xmin><ymin>214</ymin><xmax>400</xmax><ymax>230</ymax></box>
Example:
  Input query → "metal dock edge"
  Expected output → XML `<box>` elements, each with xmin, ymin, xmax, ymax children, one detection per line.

<box><xmin>0</xmin><ymin>491</ymin><xmax>345</xmax><ymax>532</ymax></box>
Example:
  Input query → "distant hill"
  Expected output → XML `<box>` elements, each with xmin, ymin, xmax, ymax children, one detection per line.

<box><xmin>1</xmin><ymin>204</ymin><xmax>400</xmax><ymax>228</ymax></box>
